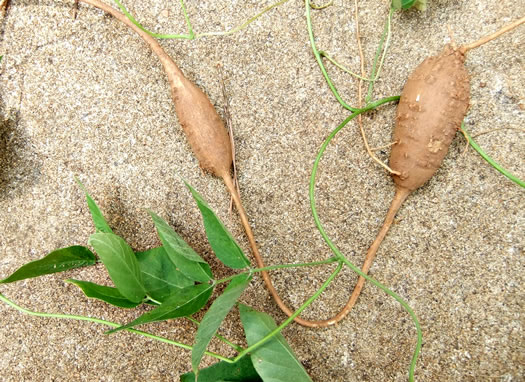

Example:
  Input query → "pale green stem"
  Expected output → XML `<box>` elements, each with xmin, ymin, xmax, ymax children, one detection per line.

<box><xmin>309</xmin><ymin>0</ymin><xmax>333</xmax><ymax>10</ymax></box>
<box><xmin>461</xmin><ymin>123</ymin><xmax>524</xmax><ymax>188</ymax></box>
<box><xmin>146</xmin><ymin>295</ymin><xmax>162</xmax><ymax>305</ymax></box>
<box><xmin>232</xmin><ymin>261</ymin><xmax>344</xmax><ymax>362</ymax></box>
<box><xmin>317</xmin><ymin>10</ymin><xmax>392</xmax><ymax>83</ymax></box>
<box><xmin>112</xmin><ymin>0</ymin><xmax>290</xmax><ymax>40</ymax></box>
<box><xmin>179</xmin><ymin>0</ymin><xmax>194</xmax><ymax>38</ymax></box>
<box><xmin>0</xmin><ymin>292</ymin><xmax>231</xmax><ymax>362</ymax></box>
<box><xmin>365</xmin><ymin>7</ymin><xmax>393</xmax><ymax>104</ymax></box>
<box><xmin>215</xmin><ymin>257</ymin><xmax>339</xmax><ymax>285</ymax></box>
<box><xmin>196</xmin><ymin>0</ymin><xmax>291</xmax><ymax>38</ymax></box>
<box><xmin>308</xmin><ymin>106</ymin><xmax>422</xmax><ymax>382</ymax></box>
<box><xmin>305</xmin><ymin>0</ymin><xmax>359</xmax><ymax>112</ymax></box>
<box><xmin>319</xmin><ymin>51</ymin><xmax>374</xmax><ymax>81</ymax></box>
<box><xmin>112</xmin><ymin>0</ymin><xmax>193</xmax><ymax>39</ymax></box>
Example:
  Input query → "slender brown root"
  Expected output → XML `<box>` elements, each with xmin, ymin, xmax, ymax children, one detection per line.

<box><xmin>459</xmin><ymin>127</ymin><xmax>470</xmax><ymax>156</ymax></box>
<box><xmin>73</xmin><ymin>0</ymin><xmax>80</xmax><ymax>19</ymax></box>
<box><xmin>222</xmin><ymin>174</ymin><xmax>331</xmax><ymax>327</ymax></box>
<box><xmin>344</xmin><ymin>187</ymin><xmax>410</xmax><ymax>310</ymax></box>
<box><xmin>1</xmin><ymin>0</ymin><xmax>10</xmax><ymax>15</ymax></box>
<box><xmin>353</xmin><ymin>3</ymin><xmax>401</xmax><ymax>176</ymax></box>
<box><xmin>217</xmin><ymin>65</ymin><xmax>240</xmax><ymax>214</ymax></box>
<box><xmin>224</xmin><ymin>173</ymin><xmax>372</xmax><ymax>327</ymax></box>
<box><xmin>446</xmin><ymin>25</ymin><xmax>458</xmax><ymax>50</ymax></box>
<box><xmin>460</xmin><ymin>16</ymin><xmax>525</xmax><ymax>53</ymax></box>
<box><xmin>78</xmin><ymin>0</ymin><xmax>185</xmax><ymax>81</ymax></box>
<box><xmin>370</xmin><ymin>140</ymin><xmax>398</xmax><ymax>152</ymax></box>
<box><xmin>337</xmin><ymin>1</ymin><xmax>410</xmax><ymax>321</ymax></box>
<box><xmin>224</xmin><ymin>172</ymin><xmax>410</xmax><ymax>327</ymax></box>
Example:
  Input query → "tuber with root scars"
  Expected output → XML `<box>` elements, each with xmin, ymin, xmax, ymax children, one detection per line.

<box><xmin>340</xmin><ymin>16</ymin><xmax>525</xmax><ymax>317</ymax></box>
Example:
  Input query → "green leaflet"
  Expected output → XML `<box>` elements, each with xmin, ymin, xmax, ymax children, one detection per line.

<box><xmin>76</xmin><ymin>179</ymin><xmax>113</xmax><ymax>234</ymax></box>
<box><xmin>88</xmin><ymin>233</ymin><xmax>146</xmax><ymax>303</ymax></box>
<box><xmin>392</xmin><ymin>0</ymin><xmax>426</xmax><ymax>10</ymax></box>
<box><xmin>392</xmin><ymin>0</ymin><xmax>414</xmax><ymax>9</ymax></box>
<box><xmin>180</xmin><ymin>356</ymin><xmax>262</xmax><ymax>382</ymax></box>
<box><xmin>136</xmin><ymin>247</ymin><xmax>194</xmax><ymax>302</ymax></box>
<box><xmin>192</xmin><ymin>274</ymin><xmax>252</xmax><ymax>374</ymax></box>
<box><xmin>239</xmin><ymin>304</ymin><xmax>313</xmax><ymax>382</ymax></box>
<box><xmin>186</xmin><ymin>183</ymin><xmax>250</xmax><ymax>269</ymax></box>
<box><xmin>149</xmin><ymin>211</ymin><xmax>213</xmax><ymax>283</ymax></box>
<box><xmin>106</xmin><ymin>283</ymin><xmax>214</xmax><ymax>334</ymax></box>
<box><xmin>66</xmin><ymin>279</ymin><xmax>140</xmax><ymax>308</ymax></box>
<box><xmin>0</xmin><ymin>246</ymin><xmax>96</xmax><ymax>283</ymax></box>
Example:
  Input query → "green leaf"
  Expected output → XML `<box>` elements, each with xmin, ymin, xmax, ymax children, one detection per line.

<box><xmin>66</xmin><ymin>279</ymin><xmax>140</xmax><ymax>308</ymax></box>
<box><xmin>239</xmin><ymin>304</ymin><xmax>313</xmax><ymax>382</ymax></box>
<box><xmin>413</xmin><ymin>0</ymin><xmax>427</xmax><ymax>10</ymax></box>
<box><xmin>186</xmin><ymin>183</ymin><xmax>250</xmax><ymax>269</ymax></box>
<box><xmin>180</xmin><ymin>356</ymin><xmax>262</xmax><ymax>382</ymax></box>
<box><xmin>192</xmin><ymin>274</ymin><xmax>252</xmax><ymax>374</ymax></box>
<box><xmin>0</xmin><ymin>246</ymin><xmax>96</xmax><ymax>283</ymax></box>
<box><xmin>76</xmin><ymin>178</ymin><xmax>113</xmax><ymax>234</ymax></box>
<box><xmin>88</xmin><ymin>233</ymin><xmax>146</xmax><ymax>303</ymax></box>
<box><xmin>392</xmin><ymin>0</ymin><xmax>419</xmax><ymax>9</ymax></box>
<box><xmin>107</xmin><ymin>283</ymin><xmax>214</xmax><ymax>334</ymax></box>
<box><xmin>149</xmin><ymin>211</ymin><xmax>212</xmax><ymax>283</ymax></box>
<box><xmin>136</xmin><ymin>246</ymin><xmax>194</xmax><ymax>302</ymax></box>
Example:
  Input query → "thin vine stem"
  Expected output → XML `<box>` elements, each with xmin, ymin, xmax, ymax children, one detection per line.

<box><xmin>365</xmin><ymin>7</ymin><xmax>393</xmax><ymax>104</ymax></box>
<box><xmin>195</xmin><ymin>0</ymin><xmax>291</xmax><ymax>38</ymax></box>
<box><xmin>339</xmin><ymin>256</ymin><xmax>422</xmax><ymax>382</ymax></box>
<box><xmin>319</xmin><ymin>51</ymin><xmax>374</xmax><ymax>81</ymax></box>
<box><xmin>305</xmin><ymin>0</ymin><xmax>359</xmax><ymax>112</ymax></box>
<box><xmin>308</xmin><ymin>97</ymin><xmax>399</xmax><ymax>261</ymax></box>
<box><xmin>179</xmin><ymin>0</ymin><xmax>194</xmax><ymax>38</ymax></box>
<box><xmin>461</xmin><ymin>123</ymin><xmax>524</xmax><ymax>188</ymax></box>
<box><xmin>308</xmin><ymin>105</ymin><xmax>422</xmax><ymax>382</ymax></box>
<box><xmin>112</xmin><ymin>0</ymin><xmax>193</xmax><ymax>39</ymax></box>
<box><xmin>309</xmin><ymin>0</ymin><xmax>333</xmax><ymax>10</ymax></box>
<box><xmin>232</xmin><ymin>261</ymin><xmax>344</xmax><ymax>362</ymax></box>
<box><xmin>0</xmin><ymin>292</ymin><xmax>231</xmax><ymax>363</ymax></box>
<box><xmin>214</xmin><ymin>257</ymin><xmax>339</xmax><ymax>285</ymax></box>
<box><xmin>112</xmin><ymin>0</ymin><xmax>291</xmax><ymax>40</ymax></box>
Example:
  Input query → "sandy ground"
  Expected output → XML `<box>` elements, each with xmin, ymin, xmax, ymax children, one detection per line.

<box><xmin>0</xmin><ymin>0</ymin><xmax>523</xmax><ymax>381</ymax></box>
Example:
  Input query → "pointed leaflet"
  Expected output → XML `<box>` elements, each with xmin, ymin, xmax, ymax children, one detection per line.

<box><xmin>192</xmin><ymin>274</ymin><xmax>252</xmax><ymax>374</ymax></box>
<box><xmin>88</xmin><ymin>233</ymin><xmax>146</xmax><ymax>303</ymax></box>
<box><xmin>1</xmin><ymin>246</ymin><xmax>96</xmax><ymax>283</ymax></box>
<box><xmin>238</xmin><ymin>304</ymin><xmax>313</xmax><ymax>382</ymax></box>
<box><xmin>149</xmin><ymin>211</ymin><xmax>212</xmax><ymax>283</ymax></box>
<box><xmin>186</xmin><ymin>183</ymin><xmax>250</xmax><ymax>269</ymax></box>
<box><xmin>180</xmin><ymin>356</ymin><xmax>262</xmax><ymax>382</ymax></box>
<box><xmin>67</xmin><ymin>279</ymin><xmax>140</xmax><ymax>308</ymax></box>
<box><xmin>75</xmin><ymin>178</ymin><xmax>113</xmax><ymax>233</ymax></box>
<box><xmin>392</xmin><ymin>0</ymin><xmax>425</xmax><ymax>10</ymax></box>
<box><xmin>106</xmin><ymin>283</ymin><xmax>214</xmax><ymax>334</ymax></box>
<box><xmin>136</xmin><ymin>247</ymin><xmax>194</xmax><ymax>302</ymax></box>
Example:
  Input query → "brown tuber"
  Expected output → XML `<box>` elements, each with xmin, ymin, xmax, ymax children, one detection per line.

<box><xmin>390</xmin><ymin>45</ymin><xmax>470</xmax><ymax>192</ymax></box>
<box><xmin>340</xmin><ymin>16</ymin><xmax>524</xmax><ymax>319</ymax></box>
<box><xmin>77</xmin><ymin>0</ymin><xmax>324</xmax><ymax>328</ymax></box>
<box><xmin>79</xmin><ymin>0</ymin><xmax>232</xmax><ymax>179</ymax></box>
